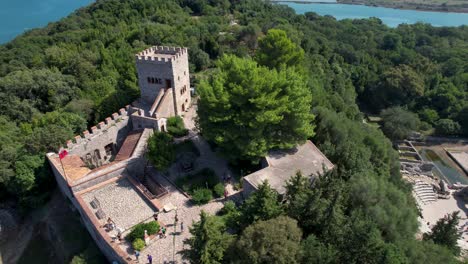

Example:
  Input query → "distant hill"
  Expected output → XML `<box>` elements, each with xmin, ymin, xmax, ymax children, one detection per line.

<box><xmin>338</xmin><ymin>0</ymin><xmax>468</xmax><ymax>13</ymax></box>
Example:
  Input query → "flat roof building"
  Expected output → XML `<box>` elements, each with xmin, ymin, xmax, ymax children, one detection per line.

<box><xmin>243</xmin><ymin>140</ymin><xmax>334</xmax><ymax>197</ymax></box>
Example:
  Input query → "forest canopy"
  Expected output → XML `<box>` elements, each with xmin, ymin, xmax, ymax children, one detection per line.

<box><xmin>0</xmin><ymin>0</ymin><xmax>466</xmax><ymax>262</ymax></box>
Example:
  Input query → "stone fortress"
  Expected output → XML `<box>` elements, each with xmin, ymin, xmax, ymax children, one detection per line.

<box><xmin>46</xmin><ymin>46</ymin><xmax>193</xmax><ymax>262</ymax></box>
<box><xmin>46</xmin><ymin>46</ymin><xmax>333</xmax><ymax>263</ymax></box>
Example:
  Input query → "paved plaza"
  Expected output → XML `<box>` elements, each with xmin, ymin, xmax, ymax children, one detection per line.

<box><xmin>139</xmin><ymin>171</ymin><xmax>226</xmax><ymax>263</ymax></box>
<box><xmin>82</xmin><ymin>178</ymin><xmax>156</xmax><ymax>231</ymax></box>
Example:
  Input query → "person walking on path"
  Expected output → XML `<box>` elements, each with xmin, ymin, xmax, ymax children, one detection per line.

<box><xmin>134</xmin><ymin>250</ymin><xmax>140</xmax><ymax>262</ymax></box>
<box><xmin>162</xmin><ymin>226</ymin><xmax>167</xmax><ymax>238</ymax></box>
<box><xmin>147</xmin><ymin>254</ymin><xmax>153</xmax><ymax>264</ymax></box>
<box><xmin>180</xmin><ymin>222</ymin><xmax>184</xmax><ymax>233</ymax></box>
<box><xmin>153</xmin><ymin>212</ymin><xmax>158</xmax><ymax>222</ymax></box>
<box><xmin>224</xmin><ymin>188</ymin><xmax>228</xmax><ymax>199</ymax></box>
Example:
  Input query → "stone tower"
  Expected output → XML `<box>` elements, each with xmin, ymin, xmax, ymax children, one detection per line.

<box><xmin>135</xmin><ymin>46</ymin><xmax>191</xmax><ymax>117</ymax></box>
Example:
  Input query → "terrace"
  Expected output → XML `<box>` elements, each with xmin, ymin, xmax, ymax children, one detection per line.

<box><xmin>81</xmin><ymin>177</ymin><xmax>156</xmax><ymax>231</ymax></box>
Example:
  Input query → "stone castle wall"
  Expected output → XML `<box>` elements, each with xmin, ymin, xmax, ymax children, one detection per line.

<box><xmin>65</xmin><ymin>107</ymin><xmax>132</xmax><ymax>167</ymax></box>
<box><xmin>130</xmin><ymin>107</ymin><xmax>167</xmax><ymax>131</ymax></box>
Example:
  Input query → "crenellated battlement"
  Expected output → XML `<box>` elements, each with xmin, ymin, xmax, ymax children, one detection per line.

<box><xmin>135</xmin><ymin>46</ymin><xmax>188</xmax><ymax>63</ymax></box>
<box><xmin>65</xmin><ymin>106</ymin><xmax>130</xmax><ymax>151</ymax></box>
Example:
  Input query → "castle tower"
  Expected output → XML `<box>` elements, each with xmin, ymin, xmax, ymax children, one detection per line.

<box><xmin>135</xmin><ymin>46</ymin><xmax>191</xmax><ymax>117</ymax></box>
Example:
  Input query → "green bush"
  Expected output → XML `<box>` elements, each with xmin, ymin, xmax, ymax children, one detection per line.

<box><xmin>126</xmin><ymin>221</ymin><xmax>160</xmax><ymax>242</ymax></box>
<box><xmin>132</xmin><ymin>238</ymin><xmax>145</xmax><ymax>251</ymax></box>
<box><xmin>220</xmin><ymin>200</ymin><xmax>237</xmax><ymax>215</ymax></box>
<box><xmin>176</xmin><ymin>168</ymin><xmax>219</xmax><ymax>192</ymax></box>
<box><xmin>192</xmin><ymin>188</ymin><xmax>213</xmax><ymax>205</ymax></box>
<box><xmin>146</xmin><ymin>132</ymin><xmax>175</xmax><ymax>171</ymax></box>
<box><xmin>213</xmin><ymin>183</ymin><xmax>225</xmax><ymax>198</ymax></box>
<box><xmin>167</xmin><ymin>116</ymin><xmax>189</xmax><ymax>137</ymax></box>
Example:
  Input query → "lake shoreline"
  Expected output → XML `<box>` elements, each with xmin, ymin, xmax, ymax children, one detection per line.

<box><xmin>273</xmin><ymin>0</ymin><xmax>468</xmax><ymax>14</ymax></box>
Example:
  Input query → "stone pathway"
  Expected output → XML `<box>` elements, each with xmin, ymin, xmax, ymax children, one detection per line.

<box><xmin>126</xmin><ymin>105</ymin><xmax>243</xmax><ymax>263</ymax></box>
<box><xmin>137</xmin><ymin>168</ymin><xmax>227</xmax><ymax>263</ymax></box>
<box><xmin>179</xmin><ymin>105</ymin><xmax>238</xmax><ymax>195</ymax></box>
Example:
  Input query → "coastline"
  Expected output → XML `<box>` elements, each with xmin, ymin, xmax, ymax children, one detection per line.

<box><xmin>272</xmin><ymin>0</ymin><xmax>468</xmax><ymax>13</ymax></box>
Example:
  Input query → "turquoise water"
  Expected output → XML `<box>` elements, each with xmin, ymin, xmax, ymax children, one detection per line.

<box><xmin>0</xmin><ymin>0</ymin><xmax>94</xmax><ymax>44</ymax></box>
<box><xmin>280</xmin><ymin>2</ymin><xmax>468</xmax><ymax>27</ymax></box>
<box><xmin>2</xmin><ymin>1</ymin><xmax>468</xmax><ymax>44</ymax></box>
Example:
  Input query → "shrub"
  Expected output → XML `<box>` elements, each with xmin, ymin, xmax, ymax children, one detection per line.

<box><xmin>146</xmin><ymin>132</ymin><xmax>175</xmax><ymax>171</ymax></box>
<box><xmin>220</xmin><ymin>200</ymin><xmax>237</xmax><ymax>215</ymax></box>
<box><xmin>435</xmin><ymin>119</ymin><xmax>460</xmax><ymax>135</ymax></box>
<box><xmin>132</xmin><ymin>238</ymin><xmax>145</xmax><ymax>251</ymax></box>
<box><xmin>213</xmin><ymin>183</ymin><xmax>225</xmax><ymax>198</ymax></box>
<box><xmin>167</xmin><ymin>116</ymin><xmax>189</xmax><ymax>137</ymax></box>
<box><xmin>192</xmin><ymin>168</ymin><xmax>219</xmax><ymax>190</ymax></box>
<box><xmin>126</xmin><ymin>221</ymin><xmax>160</xmax><ymax>242</ymax></box>
<box><xmin>192</xmin><ymin>188</ymin><xmax>213</xmax><ymax>205</ymax></box>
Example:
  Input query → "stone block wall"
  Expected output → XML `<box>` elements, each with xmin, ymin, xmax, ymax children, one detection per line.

<box><xmin>170</xmin><ymin>48</ymin><xmax>191</xmax><ymax>115</ymax></box>
<box><xmin>74</xmin><ymin>195</ymin><xmax>130</xmax><ymax>263</ymax></box>
<box><xmin>46</xmin><ymin>153</ymin><xmax>74</xmax><ymax>200</ymax></box>
<box><xmin>131</xmin><ymin>109</ymin><xmax>166</xmax><ymax>131</ymax></box>
<box><xmin>66</xmin><ymin>108</ymin><xmax>132</xmax><ymax>167</ymax></box>
<box><xmin>135</xmin><ymin>46</ymin><xmax>191</xmax><ymax>116</ymax></box>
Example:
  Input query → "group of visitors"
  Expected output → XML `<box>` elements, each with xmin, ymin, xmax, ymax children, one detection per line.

<box><xmin>104</xmin><ymin>217</ymin><xmax>124</xmax><ymax>241</ymax></box>
<box><xmin>133</xmin><ymin>251</ymin><xmax>152</xmax><ymax>264</ymax></box>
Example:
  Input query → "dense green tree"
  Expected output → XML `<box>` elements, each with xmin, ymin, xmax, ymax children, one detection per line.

<box><xmin>418</xmin><ymin>108</ymin><xmax>439</xmax><ymax>125</ymax></box>
<box><xmin>300</xmin><ymin>234</ymin><xmax>338</xmax><ymax>264</ymax></box>
<box><xmin>146</xmin><ymin>132</ymin><xmax>175</xmax><ymax>171</ymax></box>
<box><xmin>232</xmin><ymin>216</ymin><xmax>302</xmax><ymax>264</ymax></box>
<box><xmin>423</xmin><ymin>212</ymin><xmax>461</xmax><ymax>255</ymax></box>
<box><xmin>0</xmin><ymin>0</ymin><xmax>465</xmax><ymax>261</ymax></box>
<box><xmin>381</xmin><ymin>33</ymin><xmax>402</xmax><ymax>50</ymax></box>
<box><xmin>455</xmin><ymin>105</ymin><xmax>468</xmax><ymax>136</ymax></box>
<box><xmin>372</xmin><ymin>65</ymin><xmax>424</xmax><ymax>107</ymax></box>
<box><xmin>197</xmin><ymin>55</ymin><xmax>314</xmax><ymax>161</ymax></box>
<box><xmin>255</xmin><ymin>29</ymin><xmax>305</xmax><ymax>70</ymax></box>
<box><xmin>435</xmin><ymin>119</ymin><xmax>461</xmax><ymax>135</ymax></box>
<box><xmin>380</xmin><ymin>107</ymin><xmax>421</xmax><ymax>140</ymax></box>
<box><xmin>240</xmin><ymin>181</ymin><xmax>284</xmax><ymax>227</ymax></box>
<box><xmin>183</xmin><ymin>211</ymin><xmax>234</xmax><ymax>264</ymax></box>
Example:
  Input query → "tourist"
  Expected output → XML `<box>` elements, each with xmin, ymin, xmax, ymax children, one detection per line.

<box><xmin>224</xmin><ymin>189</ymin><xmax>228</xmax><ymax>199</ymax></box>
<box><xmin>181</xmin><ymin>222</ymin><xmax>184</xmax><ymax>233</ymax></box>
<box><xmin>107</xmin><ymin>217</ymin><xmax>115</xmax><ymax>230</ymax></box>
<box><xmin>116</xmin><ymin>226</ymin><xmax>123</xmax><ymax>241</ymax></box>
<box><xmin>135</xmin><ymin>250</ymin><xmax>140</xmax><ymax>261</ymax></box>
<box><xmin>147</xmin><ymin>254</ymin><xmax>153</xmax><ymax>264</ymax></box>
<box><xmin>175</xmin><ymin>213</ymin><xmax>179</xmax><ymax>223</ymax></box>
<box><xmin>162</xmin><ymin>226</ymin><xmax>167</xmax><ymax>238</ymax></box>
<box><xmin>153</xmin><ymin>212</ymin><xmax>158</xmax><ymax>222</ymax></box>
